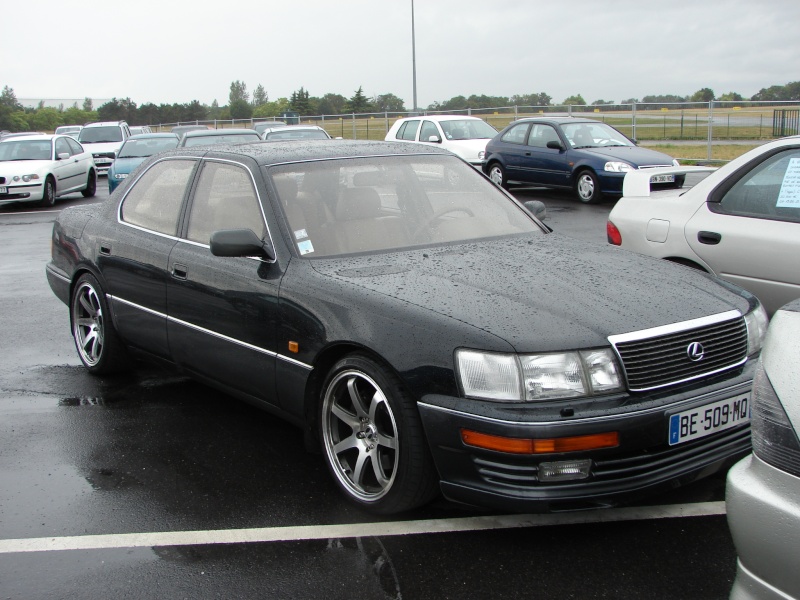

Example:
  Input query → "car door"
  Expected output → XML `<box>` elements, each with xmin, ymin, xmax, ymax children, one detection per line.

<box><xmin>98</xmin><ymin>158</ymin><xmax>197</xmax><ymax>358</ymax></box>
<box><xmin>685</xmin><ymin>145</ymin><xmax>800</xmax><ymax>314</ymax></box>
<box><xmin>521</xmin><ymin>124</ymin><xmax>571</xmax><ymax>187</ymax></box>
<box><xmin>418</xmin><ymin>120</ymin><xmax>441</xmax><ymax>146</ymax></box>
<box><xmin>495</xmin><ymin>122</ymin><xmax>535</xmax><ymax>183</ymax></box>
<box><xmin>166</xmin><ymin>159</ymin><xmax>283</xmax><ymax>407</ymax></box>
<box><xmin>52</xmin><ymin>136</ymin><xmax>85</xmax><ymax>193</ymax></box>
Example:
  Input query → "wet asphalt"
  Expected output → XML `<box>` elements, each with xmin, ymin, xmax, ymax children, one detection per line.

<box><xmin>0</xmin><ymin>178</ymin><xmax>739</xmax><ymax>599</ymax></box>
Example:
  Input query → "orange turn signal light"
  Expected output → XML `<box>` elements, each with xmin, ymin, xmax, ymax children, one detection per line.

<box><xmin>460</xmin><ymin>429</ymin><xmax>619</xmax><ymax>454</ymax></box>
<box><xmin>288</xmin><ymin>341</ymin><xmax>299</xmax><ymax>353</ymax></box>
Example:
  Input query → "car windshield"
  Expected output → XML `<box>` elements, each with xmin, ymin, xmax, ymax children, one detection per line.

<box><xmin>561</xmin><ymin>122</ymin><xmax>633</xmax><ymax>149</ymax></box>
<box><xmin>118</xmin><ymin>138</ymin><xmax>180</xmax><ymax>158</ymax></box>
<box><xmin>439</xmin><ymin>119</ymin><xmax>498</xmax><ymax>140</ymax></box>
<box><xmin>268</xmin><ymin>154</ymin><xmax>542</xmax><ymax>258</ymax></box>
<box><xmin>183</xmin><ymin>133</ymin><xmax>260</xmax><ymax>147</ymax></box>
<box><xmin>0</xmin><ymin>139</ymin><xmax>51</xmax><ymax>161</ymax></box>
<box><xmin>265</xmin><ymin>129</ymin><xmax>330</xmax><ymax>140</ymax></box>
<box><xmin>79</xmin><ymin>126</ymin><xmax>123</xmax><ymax>143</ymax></box>
<box><xmin>254</xmin><ymin>122</ymin><xmax>288</xmax><ymax>134</ymax></box>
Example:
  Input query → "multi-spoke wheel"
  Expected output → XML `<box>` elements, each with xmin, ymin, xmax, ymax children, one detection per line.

<box><xmin>574</xmin><ymin>169</ymin><xmax>601</xmax><ymax>204</ymax></box>
<box><xmin>320</xmin><ymin>354</ymin><xmax>437</xmax><ymax>514</ymax></box>
<box><xmin>487</xmin><ymin>162</ymin><xmax>508</xmax><ymax>189</ymax></box>
<box><xmin>70</xmin><ymin>273</ymin><xmax>128</xmax><ymax>374</ymax></box>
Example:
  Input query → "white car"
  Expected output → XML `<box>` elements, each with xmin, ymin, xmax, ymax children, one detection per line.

<box><xmin>261</xmin><ymin>125</ymin><xmax>331</xmax><ymax>140</ymax></box>
<box><xmin>726</xmin><ymin>297</ymin><xmax>800</xmax><ymax>600</ymax></box>
<box><xmin>0</xmin><ymin>134</ymin><xmax>97</xmax><ymax>207</ymax></box>
<box><xmin>77</xmin><ymin>121</ymin><xmax>132</xmax><ymax>176</ymax></box>
<box><xmin>54</xmin><ymin>125</ymin><xmax>83</xmax><ymax>140</ymax></box>
<box><xmin>607</xmin><ymin>136</ymin><xmax>800</xmax><ymax>315</ymax></box>
<box><xmin>385</xmin><ymin>115</ymin><xmax>498</xmax><ymax>166</ymax></box>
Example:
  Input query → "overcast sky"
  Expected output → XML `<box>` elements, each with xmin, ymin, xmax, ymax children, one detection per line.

<box><xmin>3</xmin><ymin>0</ymin><xmax>798</xmax><ymax>109</ymax></box>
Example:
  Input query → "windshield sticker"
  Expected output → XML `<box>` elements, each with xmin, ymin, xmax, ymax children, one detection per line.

<box><xmin>294</xmin><ymin>228</ymin><xmax>309</xmax><ymax>240</ymax></box>
<box><xmin>297</xmin><ymin>240</ymin><xmax>315</xmax><ymax>255</ymax></box>
<box><xmin>777</xmin><ymin>157</ymin><xmax>800</xmax><ymax>208</ymax></box>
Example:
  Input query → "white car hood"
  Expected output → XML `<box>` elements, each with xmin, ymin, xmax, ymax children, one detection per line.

<box><xmin>80</xmin><ymin>141</ymin><xmax>122</xmax><ymax>155</ymax></box>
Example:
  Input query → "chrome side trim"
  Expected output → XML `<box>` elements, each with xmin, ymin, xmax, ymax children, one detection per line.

<box><xmin>109</xmin><ymin>294</ymin><xmax>165</xmax><ymax>318</ymax></box>
<box><xmin>278</xmin><ymin>354</ymin><xmax>314</xmax><ymax>370</ymax></box>
<box><xmin>607</xmin><ymin>310</ymin><xmax>742</xmax><ymax>346</ymax></box>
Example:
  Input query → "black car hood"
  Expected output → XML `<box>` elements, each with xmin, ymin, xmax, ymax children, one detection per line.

<box><xmin>575</xmin><ymin>145</ymin><xmax>674</xmax><ymax>167</ymax></box>
<box><xmin>311</xmin><ymin>234</ymin><xmax>750</xmax><ymax>352</ymax></box>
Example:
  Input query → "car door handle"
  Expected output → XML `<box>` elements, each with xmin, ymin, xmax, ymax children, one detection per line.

<box><xmin>697</xmin><ymin>231</ymin><xmax>722</xmax><ymax>245</ymax></box>
<box><xmin>99</xmin><ymin>245</ymin><xmax>111</xmax><ymax>256</ymax></box>
<box><xmin>172</xmin><ymin>264</ymin><xmax>188</xmax><ymax>280</ymax></box>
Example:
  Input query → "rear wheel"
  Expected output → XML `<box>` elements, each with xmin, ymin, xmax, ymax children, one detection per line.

<box><xmin>81</xmin><ymin>169</ymin><xmax>97</xmax><ymax>198</ymax></box>
<box><xmin>574</xmin><ymin>170</ymin><xmax>601</xmax><ymax>204</ymax></box>
<box><xmin>70</xmin><ymin>273</ymin><xmax>129</xmax><ymax>374</ymax></box>
<box><xmin>40</xmin><ymin>176</ymin><xmax>56</xmax><ymax>207</ymax></box>
<box><xmin>319</xmin><ymin>353</ymin><xmax>438</xmax><ymax>514</ymax></box>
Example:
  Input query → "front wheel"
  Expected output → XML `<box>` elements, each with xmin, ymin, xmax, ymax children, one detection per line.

<box><xmin>71</xmin><ymin>273</ymin><xmax>129</xmax><ymax>374</ymax></box>
<box><xmin>574</xmin><ymin>170</ymin><xmax>601</xmax><ymax>204</ymax></box>
<box><xmin>319</xmin><ymin>354</ymin><xmax>438</xmax><ymax>514</ymax></box>
<box><xmin>81</xmin><ymin>169</ymin><xmax>97</xmax><ymax>198</ymax></box>
<box><xmin>487</xmin><ymin>162</ymin><xmax>508</xmax><ymax>189</ymax></box>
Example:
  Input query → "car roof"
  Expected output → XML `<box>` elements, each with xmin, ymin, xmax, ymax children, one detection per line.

<box><xmin>126</xmin><ymin>133</ymin><xmax>180</xmax><ymax>140</ymax></box>
<box><xmin>182</xmin><ymin>128</ymin><xmax>257</xmax><ymax>137</ymax></box>
<box><xmin>396</xmin><ymin>115</ymin><xmax>485</xmax><ymax>122</ymax></box>
<box><xmin>511</xmin><ymin>116</ymin><xmax>601</xmax><ymax>126</ymax></box>
<box><xmin>163</xmin><ymin>139</ymin><xmax>454</xmax><ymax>166</ymax></box>
<box><xmin>0</xmin><ymin>133</ymin><xmax>53</xmax><ymax>141</ymax></box>
<box><xmin>84</xmin><ymin>121</ymin><xmax>126</xmax><ymax>128</ymax></box>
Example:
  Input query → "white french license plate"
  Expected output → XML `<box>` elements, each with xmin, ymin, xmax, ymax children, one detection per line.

<box><xmin>0</xmin><ymin>186</ymin><xmax>7</xmax><ymax>194</ymax></box>
<box><xmin>650</xmin><ymin>174</ymin><xmax>675</xmax><ymax>184</ymax></box>
<box><xmin>668</xmin><ymin>393</ymin><xmax>750</xmax><ymax>446</ymax></box>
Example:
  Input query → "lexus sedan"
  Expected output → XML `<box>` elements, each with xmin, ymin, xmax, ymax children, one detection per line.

<box><xmin>46</xmin><ymin>140</ymin><xmax>767</xmax><ymax>514</ymax></box>
<box><xmin>726</xmin><ymin>298</ymin><xmax>800</xmax><ymax>600</ymax></box>
<box><xmin>386</xmin><ymin>115</ymin><xmax>498</xmax><ymax>167</ymax></box>
<box><xmin>178</xmin><ymin>128</ymin><xmax>261</xmax><ymax>147</ymax></box>
<box><xmin>108</xmin><ymin>133</ymin><xmax>180</xmax><ymax>193</ymax></box>
<box><xmin>607</xmin><ymin>136</ymin><xmax>800</xmax><ymax>315</ymax></box>
<box><xmin>0</xmin><ymin>134</ymin><xmax>96</xmax><ymax>207</ymax></box>
<box><xmin>482</xmin><ymin>117</ymin><xmax>681</xmax><ymax>203</ymax></box>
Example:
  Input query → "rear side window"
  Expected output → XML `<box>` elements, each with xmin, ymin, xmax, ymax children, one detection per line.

<box><xmin>120</xmin><ymin>159</ymin><xmax>195</xmax><ymax>235</ymax></box>
<box><xmin>397</xmin><ymin>120</ymin><xmax>420</xmax><ymax>141</ymax></box>
<box><xmin>716</xmin><ymin>147</ymin><xmax>800</xmax><ymax>224</ymax></box>
<box><xmin>501</xmin><ymin>123</ymin><xmax>530</xmax><ymax>145</ymax></box>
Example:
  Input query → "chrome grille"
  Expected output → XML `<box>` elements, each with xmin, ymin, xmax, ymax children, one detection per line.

<box><xmin>611</xmin><ymin>313</ymin><xmax>748</xmax><ymax>391</ymax></box>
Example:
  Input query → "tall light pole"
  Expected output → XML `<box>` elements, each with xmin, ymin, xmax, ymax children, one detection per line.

<box><xmin>411</xmin><ymin>0</ymin><xmax>418</xmax><ymax>114</ymax></box>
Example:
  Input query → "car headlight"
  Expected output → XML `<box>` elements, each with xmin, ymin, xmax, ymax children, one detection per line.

<box><xmin>744</xmin><ymin>303</ymin><xmax>769</xmax><ymax>356</ymax></box>
<box><xmin>478</xmin><ymin>150</ymin><xmax>485</xmax><ymax>160</ymax></box>
<box><xmin>604</xmin><ymin>162</ymin><xmax>634</xmax><ymax>173</ymax></box>
<box><xmin>456</xmin><ymin>348</ymin><xmax>623</xmax><ymax>402</ymax></box>
<box><xmin>12</xmin><ymin>174</ymin><xmax>40</xmax><ymax>182</ymax></box>
<box><xmin>114</xmin><ymin>173</ymin><xmax>128</xmax><ymax>180</ymax></box>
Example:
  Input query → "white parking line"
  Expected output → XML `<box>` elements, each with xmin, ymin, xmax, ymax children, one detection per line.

<box><xmin>0</xmin><ymin>501</ymin><xmax>725</xmax><ymax>554</ymax></box>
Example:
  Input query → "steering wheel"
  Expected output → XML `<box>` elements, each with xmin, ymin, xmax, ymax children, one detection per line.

<box><xmin>412</xmin><ymin>206</ymin><xmax>475</xmax><ymax>240</ymax></box>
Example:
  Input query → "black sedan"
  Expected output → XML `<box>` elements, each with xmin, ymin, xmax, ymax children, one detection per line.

<box><xmin>46</xmin><ymin>140</ymin><xmax>767</xmax><ymax>514</ymax></box>
<box><xmin>482</xmin><ymin>117</ymin><xmax>682</xmax><ymax>203</ymax></box>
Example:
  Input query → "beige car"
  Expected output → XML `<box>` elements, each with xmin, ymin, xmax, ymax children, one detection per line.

<box><xmin>607</xmin><ymin>136</ymin><xmax>800</xmax><ymax>315</ymax></box>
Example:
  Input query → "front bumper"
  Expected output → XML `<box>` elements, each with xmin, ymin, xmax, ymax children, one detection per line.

<box><xmin>726</xmin><ymin>455</ymin><xmax>800</xmax><ymax>599</ymax></box>
<box><xmin>0</xmin><ymin>182</ymin><xmax>44</xmax><ymax>204</ymax></box>
<box><xmin>419</xmin><ymin>374</ymin><xmax>753</xmax><ymax>511</ymax></box>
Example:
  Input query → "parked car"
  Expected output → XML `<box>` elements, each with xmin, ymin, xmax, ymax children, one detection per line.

<box><xmin>482</xmin><ymin>117</ymin><xmax>681</xmax><ymax>203</ymax></box>
<box><xmin>54</xmin><ymin>125</ymin><xmax>83</xmax><ymax>140</ymax></box>
<box><xmin>129</xmin><ymin>126</ymin><xmax>153</xmax><ymax>136</ymax></box>
<box><xmin>726</xmin><ymin>297</ymin><xmax>800</xmax><ymax>600</ymax></box>
<box><xmin>178</xmin><ymin>128</ymin><xmax>261</xmax><ymax>147</ymax></box>
<box><xmin>253</xmin><ymin>121</ymin><xmax>289</xmax><ymax>135</ymax></box>
<box><xmin>0</xmin><ymin>135</ymin><xmax>97</xmax><ymax>206</ymax></box>
<box><xmin>171</xmin><ymin>125</ymin><xmax>212</xmax><ymax>139</ymax></box>
<box><xmin>607</xmin><ymin>136</ymin><xmax>800</xmax><ymax>315</ymax></box>
<box><xmin>46</xmin><ymin>140</ymin><xmax>767</xmax><ymax>514</ymax></box>
<box><xmin>261</xmin><ymin>125</ymin><xmax>331</xmax><ymax>140</ymax></box>
<box><xmin>78</xmin><ymin>121</ymin><xmax>132</xmax><ymax>176</ymax></box>
<box><xmin>0</xmin><ymin>134</ymin><xmax>96</xmax><ymax>207</ymax></box>
<box><xmin>107</xmin><ymin>133</ymin><xmax>180</xmax><ymax>193</ymax></box>
<box><xmin>385</xmin><ymin>115</ymin><xmax>498</xmax><ymax>167</ymax></box>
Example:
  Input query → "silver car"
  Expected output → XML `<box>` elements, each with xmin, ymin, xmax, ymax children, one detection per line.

<box><xmin>608</xmin><ymin>136</ymin><xmax>800</xmax><ymax>315</ymax></box>
<box><xmin>726</xmin><ymin>297</ymin><xmax>800</xmax><ymax>600</ymax></box>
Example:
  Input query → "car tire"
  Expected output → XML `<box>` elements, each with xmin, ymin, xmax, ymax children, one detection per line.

<box><xmin>81</xmin><ymin>170</ymin><xmax>97</xmax><ymax>198</ymax></box>
<box><xmin>574</xmin><ymin>170</ymin><xmax>601</xmax><ymax>204</ymax></box>
<box><xmin>319</xmin><ymin>353</ymin><xmax>438</xmax><ymax>514</ymax></box>
<box><xmin>487</xmin><ymin>162</ymin><xmax>508</xmax><ymax>189</ymax></box>
<box><xmin>40</xmin><ymin>176</ymin><xmax>56</xmax><ymax>207</ymax></box>
<box><xmin>70</xmin><ymin>273</ymin><xmax>129</xmax><ymax>374</ymax></box>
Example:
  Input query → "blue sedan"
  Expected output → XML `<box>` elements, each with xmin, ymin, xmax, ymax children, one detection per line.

<box><xmin>482</xmin><ymin>117</ymin><xmax>681</xmax><ymax>203</ymax></box>
<box><xmin>108</xmin><ymin>133</ymin><xmax>180</xmax><ymax>193</ymax></box>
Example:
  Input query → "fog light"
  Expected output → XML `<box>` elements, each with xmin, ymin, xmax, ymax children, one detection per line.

<box><xmin>539</xmin><ymin>459</ymin><xmax>592</xmax><ymax>482</ymax></box>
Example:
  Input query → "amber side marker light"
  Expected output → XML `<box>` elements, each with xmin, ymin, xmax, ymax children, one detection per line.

<box><xmin>288</xmin><ymin>341</ymin><xmax>299</xmax><ymax>353</ymax></box>
<box><xmin>461</xmin><ymin>429</ymin><xmax>619</xmax><ymax>454</ymax></box>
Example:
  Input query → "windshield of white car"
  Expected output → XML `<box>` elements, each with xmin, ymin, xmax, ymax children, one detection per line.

<box><xmin>268</xmin><ymin>154</ymin><xmax>542</xmax><ymax>258</ymax></box>
<box><xmin>561</xmin><ymin>122</ymin><xmax>634</xmax><ymax>149</ymax></box>
<box><xmin>118</xmin><ymin>138</ymin><xmax>180</xmax><ymax>158</ymax></box>
<box><xmin>265</xmin><ymin>129</ymin><xmax>329</xmax><ymax>140</ymax></box>
<box><xmin>78</xmin><ymin>126</ymin><xmax>123</xmax><ymax>144</ymax></box>
<box><xmin>0</xmin><ymin>140</ymin><xmax>51</xmax><ymax>161</ymax></box>
<box><xmin>439</xmin><ymin>120</ymin><xmax>498</xmax><ymax>140</ymax></box>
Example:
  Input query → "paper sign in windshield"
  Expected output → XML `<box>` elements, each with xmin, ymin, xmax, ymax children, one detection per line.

<box><xmin>777</xmin><ymin>157</ymin><xmax>800</xmax><ymax>207</ymax></box>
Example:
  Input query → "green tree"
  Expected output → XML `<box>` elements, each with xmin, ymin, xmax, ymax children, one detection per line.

<box><xmin>252</xmin><ymin>84</ymin><xmax>268</xmax><ymax>107</ymax></box>
<box><xmin>98</xmin><ymin>97</ymin><xmax>138</xmax><ymax>123</ymax></box>
<box><xmin>510</xmin><ymin>92</ymin><xmax>551</xmax><ymax>107</ymax></box>
<box><xmin>317</xmin><ymin>93</ymin><xmax>347</xmax><ymax>115</ymax></box>
<box><xmin>30</xmin><ymin>107</ymin><xmax>62</xmax><ymax>131</ymax></box>
<box><xmin>229</xmin><ymin>80</ymin><xmax>249</xmax><ymax>104</ymax></box>
<box><xmin>718</xmin><ymin>92</ymin><xmax>744</xmax><ymax>102</ymax></box>
<box><xmin>373</xmin><ymin>93</ymin><xmax>405</xmax><ymax>112</ymax></box>
<box><xmin>229</xmin><ymin>99</ymin><xmax>253</xmax><ymax>119</ymax></box>
<box><xmin>562</xmin><ymin>94</ymin><xmax>586</xmax><ymax>106</ymax></box>
<box><xmin>83</xmin><ymin>97</ymin><xmax>93</xmax><ymax>112</ymax></box>
<box><xmin>690</xmin><ymin>88</ymin><xmax>715</xmax><ymax>102</ymax></box>
<box><xmin>62</xmin><ymin>106</ymin><xmax>92</xmax><ymax>126</ymax></box>
<box><xmin>289</xmin><ymin>87</ymin><xmax>311</xmax><ymax>114</ymax></box>
<box><xmin>1</xmin><ymin>86</ymin><xmax>22</xmax><ymax>110</ymax></box>
<box><xmin>591</xmin><ymin>99</ymin><xmax>615</xmax><ymax>105</ymax></box>
<box><xmin>347</xmin><ymin>86</ymin><xmax>371</xmax><ymax>113</ymax></box>
<box><xmin>208</xmin><ymin>99</ymin><xmax>223</xmax><ymax>120</ymax></box>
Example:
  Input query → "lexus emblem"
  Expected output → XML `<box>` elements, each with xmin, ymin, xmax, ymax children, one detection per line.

<box><xmin>687</xmin><ymin>342</ymin><xmax>705</xmax><ymax>362</ymax></box>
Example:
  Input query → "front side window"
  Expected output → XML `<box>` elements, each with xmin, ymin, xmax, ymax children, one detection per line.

<box><xmin>120</xmin><ymin>159</ymin><xmax>195</xmax><ymax>235</ymax></box>
<box><xmin>716</xmin><ymin>148</ymin><xmax>800</xmax><ymax>224</ymax></box>
<box><xmin>419</xmin><ymin>121</ymin><xmax>440</xmax><ymax>142</ymax></box>
<box><xmin>187</xmin><ymin>161</ymin><xmax>265</xmax><ymax>244</ymax></box>
<box><xmin>527</xmin><ymin>125</ymin><xmax>560</xmax><ymax>148</ymax></box>
<box><xmin>55</xmin><ymin>137</ymin><xmax>71</xmax><ymax>157</ymax></box>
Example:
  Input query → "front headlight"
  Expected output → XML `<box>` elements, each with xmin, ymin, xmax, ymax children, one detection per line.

<box><xmin>604</xmin><ymin>161</ymin><xmax>634</xmax><ymax>173</ymax></box>
<box><xmin>22</xmin><ymin>174</ymin><xmax>40</xmax><ymax>182</ymax></box>
<box><xmin>456</xmin><ymin>348</ymin><xmax>623</xmax><ymax>402</ymax></box>
<box><xmin>478</xmin><ymin>150</ymin><xmax>485</xmax><ymax>160</ymax></box>
<box><xmin>744</xmin><ymin>303</ymin><xmax>768</xmax><ymax>356</ymax></box>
